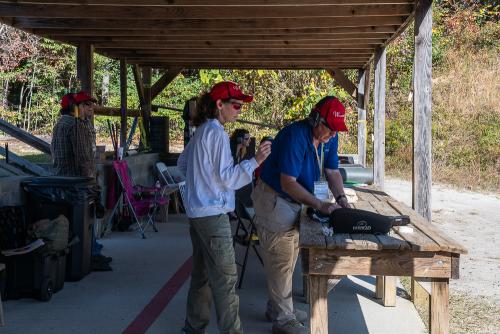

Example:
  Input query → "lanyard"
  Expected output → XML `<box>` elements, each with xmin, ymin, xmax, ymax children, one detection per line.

<box><xmin>314</xmin><ymin>143</ymin><xmax>325</xmax><ymax>180</ymax></box>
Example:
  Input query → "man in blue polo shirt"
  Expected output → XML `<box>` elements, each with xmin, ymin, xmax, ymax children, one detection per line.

<box><xmin>251</xmin><ymin>96</ymin><xmax>350</xmax><ymax>334</ymax></box>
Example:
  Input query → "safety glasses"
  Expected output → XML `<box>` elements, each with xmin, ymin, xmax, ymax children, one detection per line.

<box><xmin>230</xmin><ymin>101</ymin><xmax>243</xmax><ymax>111</ymax></box>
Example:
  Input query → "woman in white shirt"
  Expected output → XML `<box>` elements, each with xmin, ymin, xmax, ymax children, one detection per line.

<box><xmin>178</xmin><ymin>81</ymin><xmax>271</xmax><ymax>334</ymax></box>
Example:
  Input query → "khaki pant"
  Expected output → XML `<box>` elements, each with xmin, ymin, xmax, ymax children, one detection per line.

<box><xmin>252</xmin><ymin>182</ymin><xmax>301</xmax><ymax>325</ymax></box>
<box><xmin>184</xmin><ymin>214</ymin><xmax>242</xmax><ymax>334</ymax></box>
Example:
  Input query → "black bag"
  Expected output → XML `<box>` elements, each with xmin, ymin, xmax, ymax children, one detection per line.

<box><xmin>329</xmin><ymin>208</ymin><xmax>410</xmax><ymax>234</ymax></box>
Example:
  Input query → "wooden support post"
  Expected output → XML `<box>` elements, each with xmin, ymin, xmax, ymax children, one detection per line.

<box><xmin>382</xmin><ymin>276</ymin><xmax>396</xmax><ymax>307</ymax></box>
<box><xmin>142</xmin><ymin>67</ymin><xmax>152</xmax><ymax>146</ymax></box>
<box><xmin>374</xmin><ymin>47</ymin><xmax>386</xmax><ymax>190</ymax></box>
<box><xmin>132</xmin><ymin>65</ymin><xmax>145</xmax><ymax>105</ymax></box>
<box><xmin>413</xmin><ymin>0</ymin><xmax>433</xmax><ymax>221</ymax></box>
<box><xmin>356</xmin><ymin>65</ymin><xmax>370</xmax><ymax>167</ymax></box>
<box><xmin>76</xmin><ymin>43</ymin><xmax>94</xmax><ymax>96</ymax></box>
<box><xmin>309</xmin><ymin>275</ymin><xmax>328</xmax><ymax>334</ymax></box>
<box><xmin>430</xmin><ymin>278</ymin><xmax>449</xmax><ymax>334</ymax></box>
<box><xmin>119</xmin><ymin>59</ymin><xmax>127</xmax><ymax>148</ymax></box>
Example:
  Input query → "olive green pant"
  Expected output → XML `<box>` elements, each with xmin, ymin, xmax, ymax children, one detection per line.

<box><xmin>183</xmin><ymin>214</ymin><xmax>242</xmax><ymax>334</ymax></box>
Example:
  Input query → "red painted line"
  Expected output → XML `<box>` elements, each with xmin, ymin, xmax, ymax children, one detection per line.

<box><xmin>123</xmin><ymin>257</ymin><xmax>193</xmax><ymax>334</ymax></box>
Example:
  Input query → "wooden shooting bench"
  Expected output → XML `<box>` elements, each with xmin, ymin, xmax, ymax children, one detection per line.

<box><xmin>300</xmin><ymin>186</ymin><xmax>467</xmax><ymax>334</ymax></box>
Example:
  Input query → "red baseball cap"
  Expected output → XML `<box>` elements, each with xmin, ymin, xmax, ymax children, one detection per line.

<box><xmin>316</xmin><ymin>97</ymin><xmax>348</xmax><ymax>132</ymax></box>
<box><xmin>61</xmin><ymin>91</ymin><xmax>96</xmax><ymax>108</ymax></box>
<box><xmin>209</xmin><ymin>81</ymin><xmax>253</xmax><ymax>103</ymax></box>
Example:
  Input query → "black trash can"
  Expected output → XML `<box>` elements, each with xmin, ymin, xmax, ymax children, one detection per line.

<box><xmin>22</xmin><ymin>177</ymin><xmax>97</xmax><ymax>281</ymax></box>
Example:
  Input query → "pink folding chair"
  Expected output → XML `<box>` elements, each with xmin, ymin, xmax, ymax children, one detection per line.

<box><xmin>112</xmin><ymin>160</ymin><xmax>168</xmax><ymax>239</ymax></box>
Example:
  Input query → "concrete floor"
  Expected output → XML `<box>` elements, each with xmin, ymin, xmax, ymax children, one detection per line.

<box><xmin>1</xmin><ymin>214</ymin><xmax>427</xmax><ymax>334</ymax></box>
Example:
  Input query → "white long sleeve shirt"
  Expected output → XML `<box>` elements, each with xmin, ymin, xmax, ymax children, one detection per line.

<box><xmin>177</xmin><ymin>119</ymin><xmax>258</xmax><ymax>218</ymax></box>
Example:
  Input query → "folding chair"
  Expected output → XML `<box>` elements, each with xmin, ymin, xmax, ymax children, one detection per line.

<box><xmin>155</xmin><ymin>162</ymin><xmax>185</xmax><ymax>212</ymax></box>
<box><xmin>165</xmin><ymin>165</ymin><xmax>186</xmax><ymax>184</ymax></box>
<box><xmin>112</xmin><ymin>160</ymin><xmax>168</xmax><ymax>239</ymax></box>
<box><xmin>232</xmin><ymin>183</ymin><xmax>263</xmax><ymax>289</ymax></box>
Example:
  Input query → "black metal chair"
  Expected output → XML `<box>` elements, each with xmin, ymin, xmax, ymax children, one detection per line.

<box><xmin>232</xmin><ymin>183</ymin><xmax>263</xmax><ymax>289</ymax></box>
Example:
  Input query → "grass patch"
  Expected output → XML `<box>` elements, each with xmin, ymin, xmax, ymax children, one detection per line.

<box><xmin>400</xmin><ymin>277</ymin><xmax>500</xmax><ymax>334</ymax></box>
<box><xmin>18</xmin><ymin>153</ymin><xmax>52</xmax><ymax>164</ymax></box>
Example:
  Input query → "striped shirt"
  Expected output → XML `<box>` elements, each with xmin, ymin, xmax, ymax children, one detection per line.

<box><xmin>51</xmin><ymin>115</ymin><xmax>96</xmax><ymax>178</ymax></box>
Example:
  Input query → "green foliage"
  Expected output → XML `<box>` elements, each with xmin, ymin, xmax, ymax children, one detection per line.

<box><xmin>0</xmin><ymin>7</ymin><xmax>498</xmax><ymax>190</ymax></box>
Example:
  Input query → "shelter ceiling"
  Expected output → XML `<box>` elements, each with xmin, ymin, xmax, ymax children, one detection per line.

<box><xmin>0</xmin><ymin>0</ymin><xmax>415</xmax><ymax>69</ymax></box>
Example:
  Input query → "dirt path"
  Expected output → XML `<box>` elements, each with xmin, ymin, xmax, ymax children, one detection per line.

<box><xmin>385</xmin><ymin>177</ymin><xmax>500</xmax><ymax>305</ymax></box>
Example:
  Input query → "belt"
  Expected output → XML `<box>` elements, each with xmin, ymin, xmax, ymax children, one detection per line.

<box><xmin>259</xmin><ymin>181</ymin><xmax>300</xmax><ymax>205</ymax></box>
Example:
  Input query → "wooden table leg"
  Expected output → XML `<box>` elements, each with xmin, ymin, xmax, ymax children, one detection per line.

<box><xmin>375</xmin><ymin>276</ymin><xmax>384</xmax><ymax>299</ymax></box>
<box><xmin>430</xmin><ymin>278</ymin><xmax>449</xmax><ymax>334</ymax></box>
<box><xmin>303</xmin><ymin>274</ymin><xmax>309</xmax><ymax>304</ymax></box>
<box><xmin>382</xmin><ymin>276</ymin><xmax>396</xmax><ymax>307</ymax></box>
<box><xmin>375</xmin><ymin>276</ymin><xmax>396</xmax><ymax>306</ymax></box>
<box><xmin>309</xmin><ymin>275</ymin><xmax>328</xmax><ymax>334</ymax></box>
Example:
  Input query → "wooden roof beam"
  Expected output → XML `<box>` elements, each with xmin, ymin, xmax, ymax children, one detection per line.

<box><xmin>2</xmin><ymin>0</ymin><xmax>416</xmax><ymax>5</ymax></box>
<box><xmin>109</xmin><ymin>55</ymin><xmax>372</xmax><ymax>61</ymax></box>
<box><xmin>92</xmin><ymin>41</ymin><xmax>384</xmax><ymax>49</ymax></box>
<box><xmin>0</xmin><ymin>3</ymin><xmax>413</xmax><ymax>19</ymax></box>
<box><xmin>32</xmin><ymin>26</ymin><xmax>401</xmax><ymax>36</ymax></box>
<box><xmin>47</xmin><ymin>33</ymin><xmax>393</xmax><ymax>42</ymax></box>
<box><xmin>326</xmin><ymin>68</ymin><xmax>357</xmax><ymax>99</ymax></box>
<box><xmin>130</xmin><ymin>62</ymin><xmax>364</xmax><ymax>69</ymax></box>
<box><xmin>150</xmin><ymin>67</ymin><xmax>182</xmax><ymax>101</ymax></box>
<box><xmin>96</xmin><ymin>48</ymin><xmax>375</xmax><ymax>56</ymax></box>
<box><xmin>14</xmin><ymin>16</ymin><xmax>408</xmax><ymax>30</ymax></box>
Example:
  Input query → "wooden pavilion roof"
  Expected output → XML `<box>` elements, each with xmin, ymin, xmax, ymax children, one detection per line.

<box><xmin>0</xmin><ymin>0</ymin><xmax>415</xmax><ymax>69</ymax></box>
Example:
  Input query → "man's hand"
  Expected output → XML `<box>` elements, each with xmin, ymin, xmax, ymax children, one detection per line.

<box><xmin>318</xmin><ymin>201</ymin><xmax>341</xmax><ymax>215</ymax></box>
<box><xmin>255</xmin><ymin>141</ymin><xmax>272</xmax><ymax>165</ymax></box>
<box><xmin>337</xmin><ymin>196</ymin><xmax>351</xmax><ymax>209</ymax></box>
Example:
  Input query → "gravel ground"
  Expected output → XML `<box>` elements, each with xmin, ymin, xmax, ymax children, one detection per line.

<box><xmin>386</xmin><ymin>177</ymin><xmax>500</xmax><ymax>334</ymax></box>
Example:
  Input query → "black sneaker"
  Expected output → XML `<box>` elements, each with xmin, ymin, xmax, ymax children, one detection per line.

<box><xmin>91</xmin><ymin>261</ymin><xmax>113</xmax><ymax>272</ymax></box>
<box><xmin>92</xmin><ymin>254</ymin><xmax>113</xmax><ymax>263</ymax></box>
<box><xmin>272</xmin><ymin>319</ymin><xmax>307</xmax><ymax>334</ymax></box>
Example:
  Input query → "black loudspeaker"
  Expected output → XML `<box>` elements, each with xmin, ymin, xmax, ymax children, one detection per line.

<box><xmin>150</xmin><ymin>116</ymin><xmax>169</xmax><ymax>153</ymax></box>
<box><xmin>329</xmin><ymin>208</ymin><xmax>410</xmax><ymax>234</ymax></box>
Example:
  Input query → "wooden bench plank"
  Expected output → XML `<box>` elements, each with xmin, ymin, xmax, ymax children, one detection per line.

<box><xmin>300</xmin><ymin>214</ymin><xmax>326</xmax><ymax>249</ymax></box>
<box><xmin>389</xmin><ymin>201</ymin><xmax>467</xmax><ymax>254</ymax></box>
<box><xmin>370</xmin><ymin>200</ymin><xmax>440</xmax><ymax>251</ymax></box>
<box><xmin>351</xmin><ymin>187</ymin><xmax>380</xmax><ymax>202</ymax></box>
<box><xmin>350</xmin><ymin>200</ymin><xmax>411</xmax><ymax>250</ymax></box>
<box><xmin>369</xmin><ymin>200</ymin><xmax>412</xmax><ymax>250</ymax></box>
<box><xmin>352</xmin><ymin>200</ymin><xmax>374</xmax><ymax>211</ymax></box>
<box><xmin>326</xmin><ymin>233</ymin><xmax>356</xmax><ymax>250</ymax></box>
<box><xmin>350</xmin><ymin>233</ymin><xmax>382</xmax><ymax>250</ymax></box>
